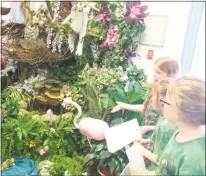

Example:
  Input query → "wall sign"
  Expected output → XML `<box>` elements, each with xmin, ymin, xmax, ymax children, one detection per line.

<box><xmin>147</xmin><ymin>50</ymin><xmax>154</xmax><ymax>60</ymax></box>
<box><xmin>140</xmin><ymin>15</ymin><xmax>169</xmax><ymax>47</ymax></box>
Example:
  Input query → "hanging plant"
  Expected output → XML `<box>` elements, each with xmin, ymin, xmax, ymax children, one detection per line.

<box><xmin>100</xmin><ymin>28</ymin><xmax>119</xmax><ymax>49</ymax></box>
<box><xmin>95</xmin><ymin>7</ymin><xmax>111</xmax><ymax>25</ymax></box>
<box><xmin>123</xmin><ymin>47</ymin><xmax>136</xmax><ymax>58</ymax></box>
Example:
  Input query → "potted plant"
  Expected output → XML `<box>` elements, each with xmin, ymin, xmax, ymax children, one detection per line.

<box><xmin>83</xmin><ymin>141</ymin><xmax>128</xmax><ymax>176</ymax></box>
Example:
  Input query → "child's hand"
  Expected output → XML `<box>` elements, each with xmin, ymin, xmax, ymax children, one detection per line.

<box><xmin>136</xmin><ymin>126</ymin><xmax>151</xmax><ymax>135</ymax></box>
<box><xmin>111</xmin><ymin>102</ymin><xmax>124</xmax><ymax>113</ymax></box>
<box><xmin>137</xmin><ymin>138</ymin><xmax>151</xmax><ymax>147</ymax></box>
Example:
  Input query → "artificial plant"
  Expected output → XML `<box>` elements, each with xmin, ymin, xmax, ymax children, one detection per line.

<box><xmin>1</xmin><ymin>1</ymin><xmax>149</xmax><ymax>175</ymax></box>
<box><xmin>78</xmin><ymin>64</ymin><xmax>121</xmax><ymax>92</ymax></box>
<box><xmin>1</xmin><ymin>114</ymin><xmax>88</xmax><ymax>165</ymax></box>
<box><xmin>81</xmin><ymin>79</ymin><xmax>116</xmax><ymax>121</ymax></box>
<box><xmin>82</xmin><ymin>66</ymin><xmax>148</xmax><ymax>174</ymax></box>
<box><xmin>49</xmin><ymin>152</ymin><xmax>84</xmax><ymax>176</ymax></box>
<box><xmin>83</xmin><ymin>141</ymin><xmax>128</xmax><ymax>175</ymax></box>
<box><xmin>41</xmin><ymin>1</ymin><xmax>148</xmax><ymax>69</ymax></box>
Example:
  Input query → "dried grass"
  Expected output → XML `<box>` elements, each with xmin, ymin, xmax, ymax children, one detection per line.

<box><xmin>2</xmin><ymin>22</ymin><xmax>72</xmax><ymax>64</ymax></box>
<box><xmin>4</xmin><ymin>39</ymin><xmax>72</xmax><ymax>65</ymax></box>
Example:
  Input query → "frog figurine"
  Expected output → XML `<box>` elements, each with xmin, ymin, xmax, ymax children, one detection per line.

<box><xmin>0</xmin><ymin>158</ymin><xmax>15</xmax><ymax>170</ymax></box>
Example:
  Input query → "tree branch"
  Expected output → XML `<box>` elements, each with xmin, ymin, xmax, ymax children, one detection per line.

<box><xmin>46</xmin><ymin>1</ymin><xmax>54</xmax><ymax>19</ymax></box>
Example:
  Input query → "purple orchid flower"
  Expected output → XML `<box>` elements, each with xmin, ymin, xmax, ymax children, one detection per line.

<box><xmin>96</xmin><ymin>7</ymin><xmax>111</xmax><ymax>25</ymax></box>
<box><xmin>124</xmin><ymin>47</ymin><xmax>137</xmax><ymax>58</ymax></box>
<box><xmin>100</xmin><ymin>28</ymin><xmax>119</xmax><ymax>49</ymax></box>
<box><xmin>125</xmin><ymin>1</ymin><xmax>149</xmax><ymax>24</ymax></box>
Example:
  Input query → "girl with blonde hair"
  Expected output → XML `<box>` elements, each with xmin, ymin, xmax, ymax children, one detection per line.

<box><xmin>130</xmin><ymin>76</ymin><xmax>205</xmax><ymax>175</ymax></box>
<box><xmin>112</xmin><ymin>56</ymin><xmax>179</xmax><ymax>138</ymax></box>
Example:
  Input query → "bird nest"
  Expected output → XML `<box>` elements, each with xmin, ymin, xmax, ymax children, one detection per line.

<box><xmin>2</xmin><ymin>22</ymin><xmax>72</xmax><ymax>64</ymax></box>
<box><xmin>3</xmin><ymin>40</ymin><xmax>72</xmax><ymax>65</ymax></box>
<box><xmin>1</xmin><ymin>22</ymin><xmax>25</xmax><ymax>39</ymax></box>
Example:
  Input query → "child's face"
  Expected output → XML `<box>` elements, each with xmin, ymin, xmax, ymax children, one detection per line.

<box><xmin>162</xmin><ymin>92</ymin><xmax>179</xmax><ymax>124</ymax></box>
<box><xmin>153</xmin><ymin>65</ymin><xmax>168</xmax><ymax>83</ymax></box>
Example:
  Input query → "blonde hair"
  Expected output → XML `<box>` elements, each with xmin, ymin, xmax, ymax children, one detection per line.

<box><xmin>167</xmin><ymin>76</ymin><xmax>205</xmax><ymax>126</ymax></box>
<box><xmin>142</xmin><ymin>57</ymin><xmax>179</xmax><ymax>115</ymax></box>
<box><xmin>152</xmin><ymin>80</ymin><xmax>170</xmax><ymax>112</ymax></box>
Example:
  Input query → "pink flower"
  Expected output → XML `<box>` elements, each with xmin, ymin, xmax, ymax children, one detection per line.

<box><xmin>120</xmin><ymin>73</ymin><xmax>128</xmax><ymax>81</ymax></box>
<box><xmin>1</xmin><ymin>57</ymin><xmax>10</xmax><ymax>65</ymax></box>
<box><xmin>100</xmin><ymin>28</ymin><xmax>119</xmax><ymax>49</ymax></box>
<box><xmin>40</xmin><ymin>149</ymin><xmax>45</xmax><ymax>156</ymax></box>
<box><xmin>44</xmin><ymin>146</ymin><xmax>49</xmax><ymax>152</ymax></box>
<box><xmin>96</xmin><ymin>7</ymin><xmax>111</xmax><ymax>25</ymax></box>
<box><xmin>125</xmin><ymin>2</ymin><xmax>149</xmax><ymax>24</ymax></box>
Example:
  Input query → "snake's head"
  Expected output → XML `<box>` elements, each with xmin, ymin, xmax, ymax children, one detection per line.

<box><xmin>62</xmin><ymin>97</ymin><xmax>73</xmax><ymax>108</ymax></box>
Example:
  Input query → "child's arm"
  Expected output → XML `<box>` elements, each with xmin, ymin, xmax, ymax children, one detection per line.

<box><xmin>122</xmin><ymin>103</ymin><xmax>144</xmax><ymax>112</ymax></box>
<box><xmin>111</xmin><ymin>102</ymin><xmax>144</xmax><ymax>113</ymax></box>
<box><xmin>137</xmin><ymin>126</ymin><xmax>156</xmax><ymax>135</ymax></box>
<box><xmin>147</xmin><ymin>126</ymin><xmax>156</xmax><ymax>131</ymax></box>
<box><xmin>135</xmin><ymin>142</ymin><xmax>158</xmax><ymax>165</ymax></box>
<box><xmin>142</xmin><ymin>146</ymin><xmax>158</xmax><ymax>165</ymax></box>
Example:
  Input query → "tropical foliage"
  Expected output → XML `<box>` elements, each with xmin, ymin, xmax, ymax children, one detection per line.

<box><xmin>1</xmin><ymin>1</ymin><xmax>149</xmax><ymax>175</ymax></box>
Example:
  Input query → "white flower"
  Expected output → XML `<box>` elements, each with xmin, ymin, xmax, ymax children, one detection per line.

<box><xmin>50</xmin><ymin>128</ymin><xmax>55</xmax><ymax>133</ymax></box>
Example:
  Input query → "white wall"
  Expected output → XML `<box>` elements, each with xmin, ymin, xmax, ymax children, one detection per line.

<box><xmin>131</xmin><ymin>2</ymin><xmax>191</xmax><ymax>82</ymax></box>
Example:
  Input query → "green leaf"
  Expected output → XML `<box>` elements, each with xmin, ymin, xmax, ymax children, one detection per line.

<box><xmin>22</xmin><ymin>129</ymin><xmax>27</xmax><ymax>138</ymax></box>
<box><xmin>110</xmin><ymin>117</ymin><xmax>125</xmax><ymax>126</ymax></box>
<box><xmin>114</xmin><ymin>87</ymin><xmax>127</xmax><ymax>103</ymax></box>
<box><xmin>108</xmin><ymin>98</ymin><xmax>116</xmax><ymax>108</ymax></box>
<box><xmin>98</xmin><ymin>158</ymin><xmax>106</xmax><ymax>167</ymax></box>
<box><xmin>115</xmin><ymin>164</ymin><xmax>121</xmax><ymax>175</ymax></box>
<box><xmin>126</xmin><ymin>111</ymin><xmax>141</xmax><ymax>122</ymax></box>
<box><xmin>83</xmin><ymin>154</ymin><xmax>97</xmax><ymax>165</ymax></box>
<box><xmin>134</xmin><ymin>82</ymin><xmax>142</xmax><ymax>91</ymax></box>
<box><xmin>95</xmin><ymin>143</ymin><xmax>105</xmax><ymax>152</ymax></box>
<box><xmin>124</xmin><ymin>82</ymin><xmax>134</xmax><ymax>92</ymax></box>
<box><xmin>17</xmin><ymin>131</ymin><xmax>22</xmax><ymax>140</ymax></box>
<box><xmin>64</xmin><ymin>127</ymin><xmax>73</xmax><ymax>133</ymax></box>
<box><xmin>43</xmin><ymin>139</ymin><xmax>49</xmax><ymax>146</ymax></box>
<box><xmin>99</xmin><ymin>150</ymin><xmax>112</xmax><ymax>159</ymax></box>
<box><xmin>108</xmin><ymin>161</ymin><xmax>116</xmax><ymax>173</ymax></box>
<box><xmin>127</xmin><ymin>92</ymin><xmax>140</xmax><ymax>103</ymax></box>
<box><xmin>100</xmin><ymin>94</ymin><xmax>109</xmax><ymax>109</ymax></box>
<box><xmin>16</xmin><ymin>141</ymin><xmax>23</xmax><ymax>150</ymax></box>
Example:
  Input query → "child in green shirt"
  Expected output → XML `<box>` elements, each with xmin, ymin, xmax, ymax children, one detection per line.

<box><xmin>130</xmin><ymin>76</ymin><xmax>205</xmax><ymax>176</ymax></box>
<box><xmin>111</xmin><ymin>56</ymin><xmax>179</xmax><ymax>139</ymax></box>
<box><xmin>137</xmin><ymin>80</ymin><xmax>177</xmax><ymax>170</ymax></box>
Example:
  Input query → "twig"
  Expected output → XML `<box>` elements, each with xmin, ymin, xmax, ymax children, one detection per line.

<box><xmin>4</xmin><ymin>23</ymin><xmax>17</xmax><ymax>36</ymax></box>
<box><xmin>46</xmin><ymin>1</ymin><xmax>54</xmax><ymax>19</ymax></box>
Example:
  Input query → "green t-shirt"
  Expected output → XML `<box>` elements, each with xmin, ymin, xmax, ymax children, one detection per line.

<box><xmin>153</xmin><ymin>118</ymin><xmax>177</xmax><ymax>155</ymax></box>
<box><xmin>147</xmin><ymin>118</ymin><xmax>177</xmax><ymax>170</ymax></box>
<box><xmin>156</xmin><ymin>131</ymin><xmax>205</xmax><ymax>175</ymax></box>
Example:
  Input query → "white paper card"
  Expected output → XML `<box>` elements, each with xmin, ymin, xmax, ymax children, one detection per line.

<box><xmin>104</xmin><ymin>119</ymin><xmax>142</xmax><ymax>153</ymax></box>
